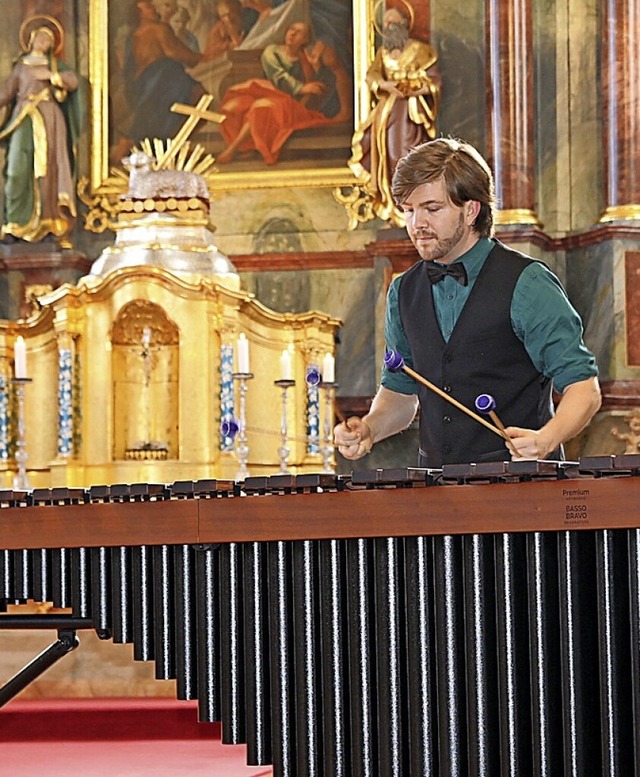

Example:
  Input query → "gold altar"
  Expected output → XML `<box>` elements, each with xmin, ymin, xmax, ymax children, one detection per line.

<box><xmin>0</xmin><ymin>212</ymin><xmax>339</xmax><ymax>488</ymax></box>
<box><xmin>0</xmin><ymin>265</ymin><xmax>339</xmax><ymax>488</ymax></box>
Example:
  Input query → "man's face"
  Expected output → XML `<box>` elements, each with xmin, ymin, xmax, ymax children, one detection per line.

<box><xmin>285</xmin><ymin>23</ymin><xmax>310</xmax><ymax>49</ymax></box>
<box><xmin>138</xmin><ymin>1</ymin><xmax>160</xmax><ymax>20</ymax></box>
<box><xmin>382</xmin><ymin>9</ymin><xmax>409</xmax><ymax>50</ymax></box>
<box><xmin>383</xmin><ymin>9</ymin><xmax>405</xmax><ymax>30</ymax></box>
<box><xmin>401</xmin><ymin>178</ymin><xmax>480</xmax><ymax>264</ymax></box>
<box><xmin>217</xmin><ymin>2</ymin><xmax>241</xmax><ymax>27</ymax></box>
<box><xmin>155</xmin><ymin>0</ymin><xmax>178</xmax><ymax>21</ymax></box>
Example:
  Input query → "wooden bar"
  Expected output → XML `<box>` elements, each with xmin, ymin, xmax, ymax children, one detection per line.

<box><xmin>197</xmin><ymin>478</ymin><xmax>640</xmax><ymax>544</ymax></box>
<box><xmin>0</xmin><ymin>477</ymin><xmax>637</xmax><ymax>552</ymax></box>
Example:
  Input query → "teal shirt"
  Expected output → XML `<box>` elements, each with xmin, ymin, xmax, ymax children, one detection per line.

<box><xmin>382</xmin><ymin>238</ymin><xmax>598</xmax><ymax>396</ymax></box>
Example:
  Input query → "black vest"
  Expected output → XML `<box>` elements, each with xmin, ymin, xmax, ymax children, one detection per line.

<box><xmin>398</xmin><ymin>242</ymin><xmax>556</xmax><ymax>467</ymax></box>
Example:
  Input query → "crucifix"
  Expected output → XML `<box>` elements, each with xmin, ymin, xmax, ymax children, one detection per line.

<box><xmin>155</xmin><ymin>94</ymin><xmax>226</xmax><ymax>169</ymax></box>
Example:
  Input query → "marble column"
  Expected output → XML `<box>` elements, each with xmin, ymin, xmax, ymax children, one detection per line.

<box><xmin>485</xmin><ymin>0</ymin><xmax>540</xmax><ymax>226</ymax></box>
<box><xmin>601</xmin><ymin>0</ymin><xmax>640</xmax><ymax>221</ymax></box>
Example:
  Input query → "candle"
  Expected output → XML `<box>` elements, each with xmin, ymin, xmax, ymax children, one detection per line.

<box><xmin>322</xmin><ymin>352</ymin><xmax>335</xmax><ymax>383</ymax></box>
<box><xmin>236</xmin><ymin>333</ymin><xmax>250</xmax><ymax>373</ymax></box>
<box><xmin>279</xmin><ymin>349</ymin><xmax>292</xmax><ymax>381</ymax></box>
<box><xmin>14</xmin><ymin>336</ymin><xmax>27</xmax><ymax>379</ymax></box>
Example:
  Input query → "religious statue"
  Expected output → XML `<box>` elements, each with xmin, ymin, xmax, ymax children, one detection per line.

<box><xmin>336</xmin><ymin>0</ymin><xmax>441</xmax><ymax>228</ymax></box>
<box><xmin>122</xmin><ymin>150</ymin><xmax>210</xmax><ymax>200</ymax></box>
<box><xmin>611</xmin><ymin>408</ymin><xmax>640</xmax><ymax>454</ymax></box>
<box><xmin>0</xmin><ymin>15</ymin><xmax>80</xmax><ymax>247</ymax></box>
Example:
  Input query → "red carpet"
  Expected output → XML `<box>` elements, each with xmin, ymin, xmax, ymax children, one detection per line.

<box><xmin>0</xmin><ymin>698</ymin><xmax>272</xmax><ymax>776</ymax></box>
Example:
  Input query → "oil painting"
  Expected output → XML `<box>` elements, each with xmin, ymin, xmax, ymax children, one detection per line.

<box><xmin>90</xmin><ymin>0</ymin><xmax>373</xmax><ymax>192</ymax></box>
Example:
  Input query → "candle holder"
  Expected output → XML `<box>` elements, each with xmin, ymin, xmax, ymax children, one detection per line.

<box><xmin>274</xmin><ymin>379</ymin><xmax>295</xmax><ymax>473</ymax></box>
<box><xmin>320</xmin><ymin>380</ymin><xmax>337</xmax><ymax>474</ymax></box>
<box><xmin>305</xmin><ymin>365</ymin><xmax>321</xmax><ymax>454</ymax></box>
<box><xmin>12</xmin><ymin>377</ymin><xmax>32</xmax><ymax>490</ymax></box>
<box><xmin>233</xmin><ymin>372</ymin><xmax>253</xmax><ymax>480</ymax></box>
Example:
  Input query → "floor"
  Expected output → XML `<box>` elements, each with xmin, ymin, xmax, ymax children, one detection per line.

<box><xmin>0</xmin><ymin>698</ymin><xmax>272</xmax><ymax>776</ymax></box>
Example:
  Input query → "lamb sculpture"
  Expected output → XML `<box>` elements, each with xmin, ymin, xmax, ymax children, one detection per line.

<box><xmin>122</xmin><ymin>150</ymin><xmax>210</xmax><ymax>200</ymax></box>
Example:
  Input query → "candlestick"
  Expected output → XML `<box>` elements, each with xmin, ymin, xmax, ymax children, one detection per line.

<box><xmin>233</xmin><ymin>371</ymin><xmax>253</xmax><ymax>480</ymax></box>
<box><xmin>12</xmin><ymin>377</ymin><xmax>32</xmax><ymax>490</ymax></box>
<box><xmin>320</xmin><ymin>380</ymin><xmax>337</xmax><ymax>473</ymax></box>
<box><xmin>279</xmin><ymin>349</ymin><xmax>292</xmax><ymax>381</ymax></box>
<box><xmin>274</xmin><ymin>378</ymin><xmax>295</xmax><ymax>473</ymax></box>
<box><xmin>305</xmin><ymin>365</ymin><xmax>321</xmax><ymax>453</ymax></box>
<box><xmin>14</xmin><ymin>336</ymin><xmax>27</xmax><ymax>379</ymax></box>
<box><xmin>236</xmin><ymin>333</ymin><xmax>250</xmax><ymax>374</ymax></box>
<box><xmin>322</xmin><ymin>352</ymin><xmax>335</xmax><ymax>383</ymax></box>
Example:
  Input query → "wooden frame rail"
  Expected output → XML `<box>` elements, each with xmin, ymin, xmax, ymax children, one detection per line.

<box><xmin>0</xmin><ymin>476</ymin><xmax>638</xmax><ymax>551</ymax></box>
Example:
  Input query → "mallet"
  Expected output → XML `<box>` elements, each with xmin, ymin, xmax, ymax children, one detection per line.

<box><xmin>383</xmin><ymin>350</ymin><xmax>510</xmax><ymax>441</ymax></box>
<box><xmin>474</xmin><ymin>393</ymin><xmax>521</xmax><ymax>458</ymax></box>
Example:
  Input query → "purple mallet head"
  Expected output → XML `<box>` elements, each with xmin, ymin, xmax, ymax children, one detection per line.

<box><xmin>384</xmin><ymin>349</ymin><xmax>405</xmax><ymax>371</ymax></box>
<box><xmin>475</xmin><ymin>394</ymin><xmax>496</xmax><ymax>414</ymax></box>
<box><xmin>305</xmin><ymin>366</ymin><xmax>321</xmax><ymax>387</ymax></box>
<box><xmin>220</xmin><ymin>417</ymin><xmax>239</xmax><ymax>437</ymax></box>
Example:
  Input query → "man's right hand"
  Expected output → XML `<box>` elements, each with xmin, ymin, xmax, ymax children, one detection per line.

<box><xmin>334</xmin><ymin>417</ymin><xmax>373</xmax><ymax>460</ymax></box>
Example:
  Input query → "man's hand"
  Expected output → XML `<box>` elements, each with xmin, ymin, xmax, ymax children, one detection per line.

<box><xmin>505</xmin><ymin>377</ymin><xmax>602</xmax><ymax>460</ymax></box>
<box><xmin>503</xmin><ymin>427</ymin><xmax>555</xmax><ymax>460</ymax></box>
<box><xmin>334</xmin><ymin>417</ymin><xmax>373</xmax><ymax>460</ymax></box>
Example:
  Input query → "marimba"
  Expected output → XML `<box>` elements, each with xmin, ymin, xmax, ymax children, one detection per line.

<box><xmin>1</xmin><ymin>456</ymin><xmax>639</xmax><ymax>777</ymax></box>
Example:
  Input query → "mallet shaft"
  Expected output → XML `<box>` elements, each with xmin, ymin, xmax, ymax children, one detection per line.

<box><xmin>401</xmin><ymin>364</ymin><xmax>508</xmax><ymax>440</ymax></box>
<box><xmin>487</xmin><ymin>409</ymin><xmax>521</xmax><ymax>457</ymax></box>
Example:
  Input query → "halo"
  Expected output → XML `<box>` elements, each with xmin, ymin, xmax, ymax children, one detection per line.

<box><xmin>19</xmin><ymin>15</ymin><xmax>64</xmax><ymax>56</ymax></box>
<box><xmin>373</xmin><ymin>0</ymin><xmax>415</xmax><ymax>36</ymax></box>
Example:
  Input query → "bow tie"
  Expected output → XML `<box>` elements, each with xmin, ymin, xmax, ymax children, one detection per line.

<box><xmin>425</xmin><ymin>261</ymin><xmax>468</xmax><ymax>286</ymax></box>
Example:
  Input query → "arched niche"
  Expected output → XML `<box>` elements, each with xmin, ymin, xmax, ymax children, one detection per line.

<box><xmin>111</xmin><ymin>300</ymin><xmax>180</xmax><ymax>461</ymax></box>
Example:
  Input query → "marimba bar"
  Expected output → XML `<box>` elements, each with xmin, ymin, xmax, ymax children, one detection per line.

<box><xmin>0</xmin><ymin>455</ymin><xmax>639</xmax><ymax>777</ymax></box>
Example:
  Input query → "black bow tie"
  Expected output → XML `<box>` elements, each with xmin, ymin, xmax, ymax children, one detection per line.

<box><xmin>425</xmin><ymin>261</ymin><xmax>468</xmax><ymax>286</ymax></box>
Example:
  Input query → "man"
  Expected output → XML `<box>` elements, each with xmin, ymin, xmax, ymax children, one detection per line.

<box><xmin>201</xmin><ymin>0</ymin><xmax>257</xmax><ymax>61</ymax></box>
<box><xmin>216</xmin><ymin>20</ymin><xmax>350</xmax><ymax>165</ymax></box>
<box><xmin>123</xmin><ymin>0</ymin><xmax>203</xmax><ymax>145</ymax></box>
<box><xmin>334</xmin><ymin>138</ymin><xmax>601</xmax><ymax>467</ymax></box>
<box><xmin>169</xmin><ymin>6</ymin><xmax>201</xmax><ymax>52</ymax></box>
<box><xmin>347</xmin><ymin>5</ymin><xmax>440</xmax><ymax>225</ymax></box>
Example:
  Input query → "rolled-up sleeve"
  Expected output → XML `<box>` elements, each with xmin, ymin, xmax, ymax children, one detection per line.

<box><xmin>511</xmin><ymin>263</ymin><xmax>598</xmax><ymax>393</ymax></box>
<box><xmin>381</xmin><ymin>276</ymin><xmax>419</xmax><ymax>395</ymax></box>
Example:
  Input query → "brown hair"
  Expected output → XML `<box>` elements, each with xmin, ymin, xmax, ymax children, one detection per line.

<box><xmin>391</xmin><ymin>138</ymin><xmax>497</xmax><ymax>238</ymax></box>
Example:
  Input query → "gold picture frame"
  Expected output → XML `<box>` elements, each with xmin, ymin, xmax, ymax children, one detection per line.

<box><xmin>87</xmin><ymin>0</ymin><xmax>373</xmax><ymax>201</ymax></box>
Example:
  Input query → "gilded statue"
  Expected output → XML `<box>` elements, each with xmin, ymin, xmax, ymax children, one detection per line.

<box><xmin>611</xmin><ymin>408</ymin><xmax>640</xmax><ymax>454</ymax></box>
<box><xmin>338</xmin><ymin>1</ymin><xmax>441</xmax><ymax>228</ymax></box>
<box><xmin>0</xmin><ymin>15</ymin><xmax>80</xmax><ymax>247</ymax></box>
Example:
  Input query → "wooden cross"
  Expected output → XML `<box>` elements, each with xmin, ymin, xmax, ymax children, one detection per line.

<box><xmin>156</xmin><ymin>94</ymin><xmax>226</xmax><ymax>169</ymax></box>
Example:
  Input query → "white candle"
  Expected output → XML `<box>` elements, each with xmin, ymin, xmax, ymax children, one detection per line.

<box><xmin>236</xmin><ymin>333</ymin><xmax>250</xmax><ymax>373</ymax></box>
<box><xmin>14</xmin><ymin>336</ymin><xmax>27</xmax><ymax>379</ymax></box>
<box><xmin>322</xmin><ymin>352</ymin><xmax>335</xmax><ymax>383</ymax></box>
<box><xmin>280</xmin><ymin>349</ymin><xmax>292</xmax><ymax>381</ymax></box>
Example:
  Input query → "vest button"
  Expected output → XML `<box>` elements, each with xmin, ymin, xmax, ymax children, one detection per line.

<box><xmin>443</xmin><ymin>384</ymin><xmax>451</xmax><ymax>392</ymax></box>
<box><xmin>443</xmin><ymin>445</ymin><xmax>452</xmax><ymax>454</ymax></box>
<box><xmin>443</xmin><ymin>354</ymin><xmax>453</xmax><ymax>363</ymax></box>
<box><xmin>443</xmin><ymin>415</ymin><xmax>451</xmax><ymax>423</ymax></box>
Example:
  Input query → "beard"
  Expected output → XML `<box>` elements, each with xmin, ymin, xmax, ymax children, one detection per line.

<box><xmin>415</xmin><ymin>212</ymin><xmax>466</xmax><ymax>263</ymax></box>
<box><xmin>383</xmin><ymin>22</ymin><xmax>409</xmax><ymax>52</ymax></box>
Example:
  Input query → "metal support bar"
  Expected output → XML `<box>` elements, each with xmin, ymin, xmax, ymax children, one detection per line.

<box><xmin>0</xmin><ymin>629</ymin><xmax>79</xmax><ymax>707</ymax></box>
<box><xmin>0</xmin><ymin>615</ymin><xmax>96</xmax><ymax>631</ymax></box>
<box><xmin>0</xmin><ymin>615</ymin><xmax>111</xmax><ymax>708</ymax></box>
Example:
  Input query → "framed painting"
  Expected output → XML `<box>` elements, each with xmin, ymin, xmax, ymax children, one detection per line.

<box><xmin>88</xmin><ymin>0</ymin><xmax>374</xmax><ymax>198</ymax></box>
